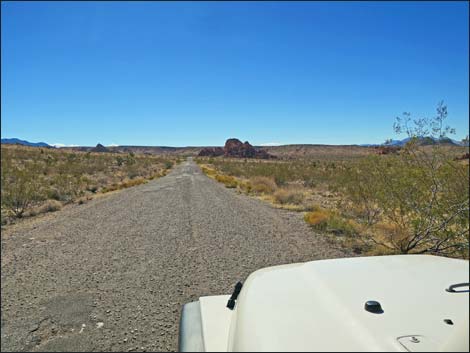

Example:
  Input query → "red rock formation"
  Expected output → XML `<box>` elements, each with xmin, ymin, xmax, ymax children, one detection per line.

<box><xmin>198</xmin><ymin>147</ymin><xmax>224</xmax><ymax>157</ymax></box>
<box><xmin>198</xmin><ymin>138</ymin><xmax>273</xmax><ymax>159</ymax></box>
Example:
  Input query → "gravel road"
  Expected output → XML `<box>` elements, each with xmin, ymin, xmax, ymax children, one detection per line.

<box><xmin>1</xmin><ymin>159</ymin><xmax>348</xmax><ymax>352</ymax></box>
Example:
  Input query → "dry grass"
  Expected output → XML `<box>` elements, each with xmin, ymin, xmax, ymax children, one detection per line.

<box><xmin>102</xmin><ymin>177</ymin><xmax>149</xmax><ymax>193</ymax></box>
<box><xmin>304</xmin><ymin>209</ymin><xmax>330</xmax><ymax>229</ymax></box>
<box><xmin>249</xmin><ymin>176</ymin><xmax>277</xmax><ymax>194</ymax></box>
<box><xmin>200</xmin><ymin>164</ymin><xmax>238</xmax><ymax>188</ymax></box>
<box><xmin>273</xmin><ymin>188</ymin><xmax>305</xmax><ymax>205</ymax></box>
<box><xmin>215</xmin><ymin>174</ymin><xmax>238</xmax><ymax>188</ymax></box>
<box><xmin>26</xmin><ymin>199</ymin><xmax>63</xmax><ymax>217</ymax></box>
<box><xmin>304</xmin><ymin>207</ymin><xmax>359</xmax><ymax>236</ymax></box>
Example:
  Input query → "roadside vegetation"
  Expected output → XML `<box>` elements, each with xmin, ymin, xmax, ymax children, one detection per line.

<box><xmin>198</xmin><ymin>103</ymin><xmax>469</xmax><ymax>259</ymax></box>
<box><xmin>1</xmin><ymin>145</ymin><xmax>179</xmax><ymax>225</ymax></box>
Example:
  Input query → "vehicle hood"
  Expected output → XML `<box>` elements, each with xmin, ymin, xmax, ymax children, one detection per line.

<box><xmin>227</xmin><ymin>255</ymin><xmax>469</xmax><ymax>352</ymax></box>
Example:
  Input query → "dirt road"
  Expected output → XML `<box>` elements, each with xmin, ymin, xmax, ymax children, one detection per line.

<box><xmin>1</xmin><ymin>159</ymin><xmax>348</xmax><ymax>352</ymax></box>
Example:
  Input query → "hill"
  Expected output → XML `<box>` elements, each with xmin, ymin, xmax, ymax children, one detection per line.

<box><xmin>1</xmin><ymin>138</ymin><xmax>51</xmax><ymax>147</ymax></box>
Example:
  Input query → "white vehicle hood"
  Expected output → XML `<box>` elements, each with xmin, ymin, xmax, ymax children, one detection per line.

<box><xmin>224</xmin><ymin>255</ymin><xmax>469</xmax><ymax>352</ymax></box>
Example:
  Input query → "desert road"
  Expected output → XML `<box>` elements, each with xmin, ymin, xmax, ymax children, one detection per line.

<box><xmin>1</xmin><ymin>159</ymin><xmax>348</xmax><ymax>352</ymax></box>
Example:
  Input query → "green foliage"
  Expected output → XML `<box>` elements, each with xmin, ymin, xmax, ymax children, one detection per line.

<box><xmin>116</xmin><ymin>156</ymin><xmax>125</xmax><ymax>166</ymax></box>
<box><xmin>337</xmin><ymin>103</ymin><xmax>469</xmax><ymax>256</ymax></box>
<box><xmin>1</xmin><ymin>163</ymin><xmax>44</xmax><ymax>217</ymax></box>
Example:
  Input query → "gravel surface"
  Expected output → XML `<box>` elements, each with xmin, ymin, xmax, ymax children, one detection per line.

<box><xmin>1</xmin><ymin>159</ymin><xmax>349</xmax><ymax>352</ymax></box>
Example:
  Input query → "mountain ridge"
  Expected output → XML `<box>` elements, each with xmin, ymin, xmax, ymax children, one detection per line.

<box><xmin>2</xmin><ymin>136</ymin><xmax>467</xmax><ymax>149</ymax></box>
<box><xmin>1</xmin><ymin>138</ymin><xmax>51</xmax><ymax>147</ymax></box>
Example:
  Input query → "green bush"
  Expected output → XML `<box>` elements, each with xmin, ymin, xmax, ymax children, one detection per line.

<box><xmin>336</xmin><ymin>103</ymin><xmax>469</xmax><ymax>256</ymax></box>
<box><xmin>1</xmin><ymin>166</ymin><xmax>44</xmax><ymax>217</ymax></box>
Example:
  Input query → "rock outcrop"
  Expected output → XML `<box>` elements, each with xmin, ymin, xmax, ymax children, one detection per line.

<box><xmin>91</xmin><ymin>143</ymin><xmax>110</xmax><ymax>153</ymax></box>
<box><xmin>198</xmin><ymin>147</ymin><xmax>224</xmax><ymax>157</ymax></box>
<box><xmin>198</xmin><ymin>138</ymin><xmax>273</xmax><ymax>159</ymax></box>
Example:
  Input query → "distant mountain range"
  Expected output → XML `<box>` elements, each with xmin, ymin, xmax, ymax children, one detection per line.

<box><xmin>360</xmin><ymin>136</ymin><xmax>466</xmax><ymax>147</ymax></box>
<box><xmin>2</xmin><ymin>136</ymin><xmax>468</xmax><ymax>149</ymax></box>
<box><xmin>1</xmin><ymin>138</ymin><xmax>51</xmax><ymax>147</ymax></box>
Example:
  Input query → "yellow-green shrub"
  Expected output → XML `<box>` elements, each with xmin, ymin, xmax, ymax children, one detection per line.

<box><xmin>121</xmin><ymin>178</ymin><xmax>147</xmax><ymax>188</ymax></box>
<box><xmin>38</xmin><ymin>199</ymin><xmax>62</xmax><ymax>213</ymax></box>
<box><xmin>304</xmin><ymin>209</ymin><xmax>330</xmax><ymax>230</ymax></box>
<box><xmin>215</xmin><ymin>174</ymin><xmax>238</xmax><ymax>188</ymax></box>
<box><xmin>250</xmin><ymin>176</ymin><xmax>277</xmax><ymax>194</ymax></box>
<box><xmin>304</xmin><ymin>208</ymin><xmax>358</xmax><ymax>236</ymax></box>
<box><xmin>238</xmin><ymin>180</ymin><xmax>252</xmax><ymax>193</ymax></box>
<box><xmin>274</xmin><ymin>188</ymin><xmax>305</xmax><ymax>205</ymax></box>
<box><xmin>201</xmin><ymin>165</ymin><xmax>217</xmax><ymax>177</ymax></box>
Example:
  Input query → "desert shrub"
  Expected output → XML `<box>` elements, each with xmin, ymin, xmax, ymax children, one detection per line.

<box><xmin>77</xmin><ymin>196</ymin><xmax>92</xmax><ymax>205</ymax></box>
<box><xmin>121</xmin><ymin>178</ymin><xmax>147</xmax><ymax>188</ymax></box>
<box><xmin>326</xmin><ymin>214</ymin><xmax>358</xmax><ymax>236</ymax></box>
<box><xmin>1</xmin><ymin>209</ymin><xmax>9</xmax><ymax>225</ymax></box>
<box><xmin>250</xmin><ymin>176</ymin><xmax>277</xmax><ymax>194</ymax></box>
<box><xmin>164</xmin><ymin>161</ymin><xmax>173</xmax><ymax>169</ymax></box>
<box><xmin>304</xmin><ymin>208</ymin><xmax>358</xmax><ymax>236</ymax></box>
<box><xmin>274</xmin><ymin>174</ymin><xmax>287</xmax><ymax>187</ymax></box>
<box><xmin>336</xmin><ymin>103</ymin><xmax>469</xmax><ymax>256</ymax></box>
<box><xmin>238</xmin><ymin>180</ymin><xmax>252</xmax><ymax>193</ymax></box>
<box><xmin>274</xmin><ymin>188</ymin><xmax>305</xmax><ymax>205</ymax></box>
<box><xmin>86</xmin><ymin>185</ymin><xmax>98</xmax><ymax>193</ymax></box>
<box><xmin>102</xmin><ymin>183</ymin><xmax>119</xmax><ymax>193</ymax></box>
<box><xmin>202</xmin><ymin>166</ymin><xmax>214</xmax><ymax>176</ymax></box>
<box><xmin>116</xmin><ymin>156</ymin><xmax>125</xmax><ymax>166</ymax></box>
<box><xmin>50</xmin><ymin>174</ymin><xmax>80</xmax><ymax>202</ymax></box>
<box><xmin>304</xmin><ymin>209</ymin><xmax>330</xmax><ymax>230</ymax></box>
<box><xmin>126</xmin><ymin>165</ymin><xmax>140</xmax><ymax>179</ymax></box>
<box><xmin>1</xmin><ymin>165</ymin><xmax>45</xmax><ymax>217</ymax></box>
<box><xmin>215</xmin><ymin>174</ymin><xmax>238</xmax><ymax>188</ymax></box>
<box><xmin>37</xmin><ymin>200</ymin><xmax>62</xmax><ymax>214</ymax></box>
<box><xmin>303</xmin><ymin>178</ymin><xmax>317</xmax><ymax>188</ymax></box>
<box><xmin>208</xmin><ymin>158</ymin><xmax>344</xmax><ymax>187</ymax></box>
<box><xmin>46</xmin><ymin>187</ymin><xmax>62</xmax><ymax>200</ymax></box>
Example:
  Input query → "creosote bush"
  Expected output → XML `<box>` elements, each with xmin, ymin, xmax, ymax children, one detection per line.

<box><xmin>336</xmin><ymin>102</ymin><xmax>469</xmax><ymax>256</ymax></box>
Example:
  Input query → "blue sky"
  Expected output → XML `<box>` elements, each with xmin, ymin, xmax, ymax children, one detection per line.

<box><xmin>1</xmin><ymin>1</ymin><xmax>468</xmax><ymax>147</ymax></box>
